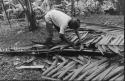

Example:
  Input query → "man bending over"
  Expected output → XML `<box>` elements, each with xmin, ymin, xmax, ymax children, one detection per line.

<box><xmin>44</xmin><ymin>9</ymin><xmax>83</xmax><ymax>49</ymax></box>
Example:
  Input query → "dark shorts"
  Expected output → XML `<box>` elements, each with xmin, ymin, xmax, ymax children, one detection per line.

<box><xmin>53</xmin><ymin>23</ymin><xmax>60</xmax><ymax>32</ymax></box>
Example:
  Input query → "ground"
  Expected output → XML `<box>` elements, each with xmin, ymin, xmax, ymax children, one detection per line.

<box><xmin>0</xmin><ymin>14</ymin><xmax>124</xmax><ymax>80</ymax></box>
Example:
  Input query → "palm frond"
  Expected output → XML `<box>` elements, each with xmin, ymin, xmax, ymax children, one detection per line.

<box><xmin>24</xmin><ymin>55</ymin><xmax>123</xmax><ymax>81</ymax></box>
<box><xmin>65</xmin><ymin>24</ymin><xmax>124</xmax><ymax>57</ymax></box>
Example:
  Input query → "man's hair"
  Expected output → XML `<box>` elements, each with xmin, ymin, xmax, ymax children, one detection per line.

<box><xmin>68</xmin><ymin>18</ymin><xmax>80</xmax><ymax>30</ymax></box>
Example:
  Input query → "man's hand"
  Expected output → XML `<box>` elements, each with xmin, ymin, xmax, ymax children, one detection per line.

<box><xmin>75</xmin><ymin>30</ymin><xmax>84</xmax><ymax>51</ymax></box>
<box><xmin>59</xmin><ymin>33</ymin><xmax>84</xmax><ymax>50</ymax></box>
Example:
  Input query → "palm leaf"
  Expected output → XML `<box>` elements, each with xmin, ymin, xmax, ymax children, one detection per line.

<box><xmin>85</xmin><ymin>37</ymin><xmax>97</xmax><ymax>45</ymax></box>
<box><xmin>65</xmin><ymin>24</ymin><xmax>124</xmax><ymax>56</ymax></box>
<box><xmin>120</xmin><ymin>39</ymin><xmax>124</xmax><ymax>45</ymax></box>
<box><xmin>70</xmin><ymin>35</ymin><xmax>78</xmax><ymax>42</ymax></box>
<box><xmin>117</xmin><ymin>36</ymin><xmax>124</xmax><ymax>45</ymax></box>
<box><xmin>80</xmin><ymin>31</ymin><xmax>88</xmax><ymax>39</ymax></box>
<box><xmin>50</xmin><ymin>45</ymin><xmax>69</xmax><ymax>51</ymax></box>
<box><xmin>92</xmin><ymin>36</ymin><xmax>102</xmax><ymax>44</ymax></box>
<box><xmin>104</xmin><ymin>35</ymin><xmax>114</xmax><ymax>44</ymax></box>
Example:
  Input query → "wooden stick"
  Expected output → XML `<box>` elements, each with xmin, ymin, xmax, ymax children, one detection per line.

<box><xmin>16</xmin><ymin>65</ymin><xmax>44</xmax><ymax>69</ymax></box>
<box><xmin>0</xmin><ymin>49</ymin><xmax>99</xmax><ymax>53</ymax></box>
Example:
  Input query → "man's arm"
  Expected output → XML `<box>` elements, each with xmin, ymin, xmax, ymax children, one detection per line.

<box><xmin>75</xmin><ymin>30</ymin><xmax>82</xmax><ymax>44</ymax></box>
<box><xmin>59</xmin><ymin>25</ymin><xmax>74</xmax><ymax>46</ymax></box>
<box><xmin>75</xmin><ymin>30</ymin><xmax>84</xmax><ymax>50</ymax></box>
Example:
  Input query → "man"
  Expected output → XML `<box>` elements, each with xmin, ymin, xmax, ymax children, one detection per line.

<box><xmin>44</xmin><ymin>9</ymin><xmax>83</xmax><ymax>49</ymax></box>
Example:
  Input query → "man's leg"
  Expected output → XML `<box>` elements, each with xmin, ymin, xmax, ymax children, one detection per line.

<box><xmin>53</xmin><ymin>24</ymin><xmax>60</xmax><ymax>32</ymax></box>
<box><xmin>44</xmin><ymin>22</ymin><xmax>54</xmax><ymax>44</ymax></box>
<box><xmin>53</xmin><ymin>24</ymin><xmax>64</xmax><ymax>44</ymax></box>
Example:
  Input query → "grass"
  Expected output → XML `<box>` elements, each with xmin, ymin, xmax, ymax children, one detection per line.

<box><xmin>0</xmin><ymin>14</ymin><xmax>124</xmax><ymax>80</ymax></box>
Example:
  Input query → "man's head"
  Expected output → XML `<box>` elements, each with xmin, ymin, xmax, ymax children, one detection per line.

<box><xmin>68</xmin><ymin>18</ymin><xmax>80</xmax><ymax>30</ymax></box>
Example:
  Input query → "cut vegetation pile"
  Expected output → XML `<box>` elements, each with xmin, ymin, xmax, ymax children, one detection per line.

<box><xmin>0</xmin><ymin>15</ymin><xmax>124</xmax><ymax>80</ymax></box>
<box><xmin>38</xmin><ymin>55</ymin><xmax>124</xmax><ymax>81</ymax></box>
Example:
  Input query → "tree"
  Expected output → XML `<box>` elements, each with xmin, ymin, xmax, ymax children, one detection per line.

<box><xmin>119</xmin><ymin>0</ymin><xmax>124</xmax><ymax>15</ymax></box>
<box><xmin>24</xmin><ymin>0</ymin><xmax>38</xmax><ymax>31</ymax></box>
<box><xmin>1</xmin><ymin>0</ymin><xmax>12</xmax><ymax>28</ymax></box>
<box><xmin>71</xmin><ymin>0</ymin><xmax>75</xmax><ymax>17</ymax></box>
<box><xmin>54</xmin><ymin>0</ymin><xmax>61</xmax><ymax>4</ymax></box>
<box><xmin>110</xmin><ymin>0</ymin><xmax>124</xmax><ymax>15</ymax></box>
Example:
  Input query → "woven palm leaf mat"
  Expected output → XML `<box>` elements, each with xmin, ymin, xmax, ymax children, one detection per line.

<box><xmin>0</xmin><ymin>28</ymin><xmax>124</xmax><ymax>81</ymax></box>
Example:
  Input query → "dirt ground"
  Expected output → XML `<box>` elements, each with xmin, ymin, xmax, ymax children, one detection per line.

<box><xmin>0</xmin><ymin>14</ymin><xmax>124</xmax><ymax>80</ymax></box>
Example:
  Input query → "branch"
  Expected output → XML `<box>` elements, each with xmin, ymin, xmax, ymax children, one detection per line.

<box><xmin>16</xmin><ymin>65</ymin><xmax>44</xmax><ymax>69</ymax></box>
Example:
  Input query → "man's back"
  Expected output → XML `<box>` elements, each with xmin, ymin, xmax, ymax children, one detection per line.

<box><xmin>45</xmin><ymin>9</ymin><xmax>71</xmax><ymax>28</ymax></box>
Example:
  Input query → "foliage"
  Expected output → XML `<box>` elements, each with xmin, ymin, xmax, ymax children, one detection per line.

<box><xmin>15</xmin><ymin>55</ymin><xmax>123</xmax><ymax>80</ymax></box>
<box><xmin>40</xmin><ymin>55</ymin><xmax>123</xmax><ymax>80</ymax></box>
<box><xmin>0</xmin><ymin>0</ymin><xmax>123</xmax><ymax>20</ymax></box>
<box><xmin>65</xmin><ymin>25</ymin><xmax>124</xmax><ymax>57</ymax></box>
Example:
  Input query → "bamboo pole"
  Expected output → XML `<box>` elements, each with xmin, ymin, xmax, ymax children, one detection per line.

<box><xmin>0</xmin><ymin>48</ymin><xmax>111</xmax><ymax>55</ymax></box>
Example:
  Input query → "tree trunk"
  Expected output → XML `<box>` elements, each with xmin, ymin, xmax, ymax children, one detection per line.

<box><xmin>71</xmin><ymin>0</ymin><xmax>75</xmax><ymax>17</ymax></box>
<box><xmin>25</xmin><ymin>0</ymin><xmax>38</xmax><ymax>31</ymax></box>
<box><xmin>54</xmin><ymin>0</ymin><xmax>61</xmax><ymax>4</ymax></box>
<box><xmin>1</xmin><ymin>0</ymin><xmax>12</xmax><ymax>28</ymax></box>
<box><xmin>114</xmin><ymin>0</ymin><xmax>124</xmax><ymax>15</ymax></box>
<box><xmin>119</xmin><ymin>0</ymin><xmax>124</xmax><ymax>15</ymax></box>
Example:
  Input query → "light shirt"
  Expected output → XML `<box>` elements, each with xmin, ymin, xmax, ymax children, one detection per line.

<box><xmin>45</xmin><ymin>9</ymin><xmax>71</xmax><ymax>34</ymax></box>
